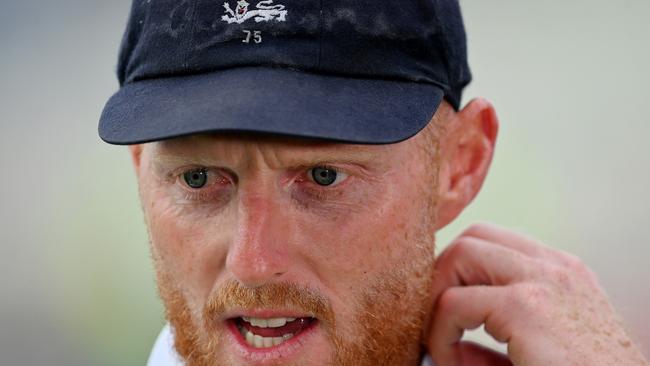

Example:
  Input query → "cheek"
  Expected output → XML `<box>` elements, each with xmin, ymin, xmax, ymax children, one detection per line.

<box><xmin>294</xmin><ymin>178</ymin><xmax>429</xmax><ymax>317</ymax></box>
<box><xmin>310</xmin><ymin>185</ymin><xmax>423</xmax><ymax>272</ymax></box>
<box><xmin>144</xmin><ymin>185</ymin><xmax>232</xmax><ymax>306</ymax></box>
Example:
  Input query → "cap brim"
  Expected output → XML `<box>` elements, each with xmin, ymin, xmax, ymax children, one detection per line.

<box><xmin>99</xmin><ymin>67</ymin><xmax>444</xmax><ymax>145</ymax></box>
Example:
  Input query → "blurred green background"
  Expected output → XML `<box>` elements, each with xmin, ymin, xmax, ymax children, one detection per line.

<box><xmin>1</xmin><ymin>0</ymin><xmax>649</xmax><ymax>364</ymax></box>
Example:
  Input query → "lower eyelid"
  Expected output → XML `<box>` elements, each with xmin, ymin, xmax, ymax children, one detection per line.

<box><xmin>178</xmin><ymin>187</ymin><xmax>234</xmax><ymax>204</ymax></box>
<box><xmin>301</xmin><ymin>181</ymin><xmax>348</xmax><ymax>198</ymax></box>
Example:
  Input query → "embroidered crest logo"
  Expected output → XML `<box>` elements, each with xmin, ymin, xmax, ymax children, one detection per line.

<box><xmin>222</xmin><ymin>0</ymin><xmax>288</xmax><ymax>24</ymax></box>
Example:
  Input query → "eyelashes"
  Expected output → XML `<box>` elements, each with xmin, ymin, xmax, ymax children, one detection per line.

<box><xmin>172</xmin><ymin>165</ymin><xmax>352</xmax><ymax>204</ymax></box>
<box><xmin>170</xmin><ymin>167</ymin><xmax>234</xmax><ymax>203</ymax></box>
<box><xmin>307</xmin><ymin>165</ymin><xmax>349</xmax><ymax>187</ymax></box>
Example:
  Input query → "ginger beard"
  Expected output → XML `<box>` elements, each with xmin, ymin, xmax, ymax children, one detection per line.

<box><xmin>153</xmin><ymin>235</ymin><xmax>436</xmax><ymax>366</ymax></box>
<box><xmin>146</xmin><ymin>123</ymin><xmax>443</xmax><ymax>365</ymax></box>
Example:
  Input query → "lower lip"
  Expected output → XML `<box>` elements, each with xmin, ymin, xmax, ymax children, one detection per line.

<box><xmin>225</xmin><ymin>319</ymin><xmax>319</xmax><ymax>363</ymax></box>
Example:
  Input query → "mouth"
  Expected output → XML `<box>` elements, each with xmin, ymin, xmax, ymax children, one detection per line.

<box><xmin>228</xmin><ymin>315</ymin><xmax>318</xmax><ymax>349</ymax></box>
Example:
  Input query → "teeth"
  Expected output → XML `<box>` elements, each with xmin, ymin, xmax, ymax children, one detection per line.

<box><xmin>253</xmin><ymin>334</ymin><xmax>264</xmax><ymax>348</ymax></box>
<box><xmin>244</xmin><ymin>330</ymin><xmax>295</xmax><ymax>348</ymax></box>
<box><xmin>267</xmin><ymin>318</ymin><xmax>287</xmax><ymax>328</ymax></box>
<box><xmin>250</xmin><ymin>318</ymin><xmax>268</xmax><ymax>328</ymax></box>
<box><xmin>262</xmin><ymin>337</ymin><xmax>273</xmax><ymax>347</ymax></box>
<box><xmin>238</xmin><ymin>316</ymin><xmax>302</xmax><ymax>348</ymax></box>
<box><xmin>242</xmin><ymin>317</ymin><xmax>296</xmax><ymax>328</ymax></box>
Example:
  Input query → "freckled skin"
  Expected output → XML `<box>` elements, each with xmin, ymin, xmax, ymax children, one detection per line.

<box><xmin>135</xmin><ymin>122</ymin><xmax>440</xmax><ymax>365</ymax></box>
<box><xmin>143</xmin><ymin>135</ymin><xmax>430</xmax><ymax>300</ymax></box>
<box><xmin>131</xmin><ymin>99</ymin><xmax>649</xmax><ymax>366</ymax></box>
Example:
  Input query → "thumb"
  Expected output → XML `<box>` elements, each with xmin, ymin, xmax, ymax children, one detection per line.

<box><xmin>432</xmin><ymin>341</ymin><xmax>512</xmax><ymax>366</ymax></box>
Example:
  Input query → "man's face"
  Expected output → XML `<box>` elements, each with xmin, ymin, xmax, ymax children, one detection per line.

<box><xmin>134</xmin><ymin>124</ymin><xmax>442</xmax><ymax>365</ymax></box>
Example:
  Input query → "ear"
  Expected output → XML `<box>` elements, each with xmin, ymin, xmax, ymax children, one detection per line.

<box><xmin>128</xmin><ymin>144</ymin><xmax>145</xmax><ymax>176</ymax></box>
<box><xmin>434</xmin><ymin>98</ymin><xmax>499</xmax><ymax>231</ymax></box>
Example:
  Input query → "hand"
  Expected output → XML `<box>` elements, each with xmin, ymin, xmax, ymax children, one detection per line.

<box><xmin>426</xmin><ymin>222</ymin><xmax>649</xmax><ymax>366</ymax></box>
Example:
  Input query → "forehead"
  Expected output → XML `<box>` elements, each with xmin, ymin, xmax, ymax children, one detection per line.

<box><xmin>148</xmin><ymin>132</ymin><xmax>404</xmax><ymax>166</ymax></box>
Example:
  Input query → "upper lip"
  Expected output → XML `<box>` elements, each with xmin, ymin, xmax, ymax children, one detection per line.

<box><xmin>220</xmin><ymin>309</ymin><xmax>315</xmax><ymax>321</ymax></box>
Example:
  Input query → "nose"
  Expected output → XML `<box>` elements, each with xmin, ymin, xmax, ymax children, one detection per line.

<box><xmin>225</xmin><ymin>192</ymin><xmax>291</xmax><ymax>287</ymax></box>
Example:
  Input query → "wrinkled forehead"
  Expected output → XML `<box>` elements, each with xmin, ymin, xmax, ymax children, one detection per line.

<box><xmin>147</xmin><ymin>132</ymin><xmax>404</xmax><ymax>168</ymax></box>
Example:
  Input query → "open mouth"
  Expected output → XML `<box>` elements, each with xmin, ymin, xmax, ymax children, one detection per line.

<box><xmin>230</xmin><ymin>316</ymin><xmax>317</xmax><ymax>349</ymax></box>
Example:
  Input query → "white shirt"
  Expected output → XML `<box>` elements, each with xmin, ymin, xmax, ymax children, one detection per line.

<box><xmin>147</xmin><ymin>324</ymin><xmax>434</xmax><ymax>366</ymax></box>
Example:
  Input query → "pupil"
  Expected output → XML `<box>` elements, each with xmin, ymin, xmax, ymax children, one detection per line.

<box><xmin>312</xmin><ymin>167</ymin><xmax>337</xmax><ymax>186</ymax></box>
<box><xmin>184</xmin><ymin>169</ymin><xmax>207</xmax><ymax>189</ymax></box>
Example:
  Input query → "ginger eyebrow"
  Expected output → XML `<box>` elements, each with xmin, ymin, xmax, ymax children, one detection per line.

<box><xmin>149</xmin><ymin>136</ymin><xmax>386</xmax><ymax>170</ymax></box>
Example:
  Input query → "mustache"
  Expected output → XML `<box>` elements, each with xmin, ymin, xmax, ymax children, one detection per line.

<box><xmin>203</xmin><ymin>280</ymin><xmax>336</xmax><ymax>328</ymax></box>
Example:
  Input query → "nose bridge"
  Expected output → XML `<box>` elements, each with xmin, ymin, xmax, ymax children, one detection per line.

<box><xmin>226</xmin><ymin>184</ymin><xmax>290</xmax><ymax>287</ymax></box>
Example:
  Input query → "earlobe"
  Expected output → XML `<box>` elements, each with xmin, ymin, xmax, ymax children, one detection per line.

<box><xmin>434</xmin><ymin>98</ymin><xmax>499</xmax><ymax>230</ymax></box>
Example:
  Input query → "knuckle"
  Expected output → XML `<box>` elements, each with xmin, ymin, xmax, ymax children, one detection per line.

<box><xmin>510</xmin><ymin>283</ymin><xmax>552</xmax><ymax>312</ymax></box>
<box><xmin>563</xmin><ymin>252</ymin><xmax>584</xmax><ymax>269</ymax></box>
<box><xmin>579</xmin><ymin>265</ymin><xmax>600</xmax><ymax>288</ymax></box>
<box><xmin>436</xmin><ymin>288</ymin><xmax>462</xmax><ymax>313</ymax></box>
<box><xmin>548</xmin><ymin>265</ymin><xmax>577</xmax><ymax>293</ymax></box>
<box><xmin>543</xmin><ymin>263</ymin><xmax>571</xmax><ymax>284</ymax></box>
<box><xmin>562</xmin><ymin>254</ymin><xmax>599</xmax><ymax>284</ymax></box>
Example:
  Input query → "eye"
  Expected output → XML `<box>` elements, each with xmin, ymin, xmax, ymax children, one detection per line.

<box><xmin>182</xmin><ymin>168</ymin><xmax>208</xmax><ymax>189</ymax></box>
<box><xmin>309</xmin><ymin>166</ymin><xmax>348</xmax><ymax>187</ymax></box>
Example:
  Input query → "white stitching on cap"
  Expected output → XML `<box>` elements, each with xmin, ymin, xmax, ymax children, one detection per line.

<box><xmin>222</xmin><ymin>0</ymin><xmax>287</xmax><ymax>24</ymax></box>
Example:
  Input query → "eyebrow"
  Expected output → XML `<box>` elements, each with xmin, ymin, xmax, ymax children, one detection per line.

<box><xmin>150</xmin><ymin>138</ymin><xmax>384</xmax><ymax>169</ymax></box>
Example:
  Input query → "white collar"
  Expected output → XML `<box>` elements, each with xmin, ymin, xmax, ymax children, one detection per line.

<box><xmin>147</xmin><ymin>324</ymin><xmax>434</xmax><ymax>366</ymax></box>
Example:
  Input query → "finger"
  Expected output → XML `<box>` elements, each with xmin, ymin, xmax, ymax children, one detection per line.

<box><xmin>452</xmin><ymin>341</ymin><xmax>512</xmax><ymax>366</ymax></box>
<box><xmin>459</xmin><ymin>222</ymin><xmax>550</xmax><ymax>258</ymax></box>
<box><xmin>428</xmin><ymin>286</ymin><xmax>511</xmax><ymax>366</ymax></box>
<box><xmin>459</xmin><ymin>222</ymin><xmax>574</xmax><ymax>266</ymax></box>
<box><xmin>433</xmin><ymin>236</ymin><xmax>538</xmax><ymax>291</ymax></box>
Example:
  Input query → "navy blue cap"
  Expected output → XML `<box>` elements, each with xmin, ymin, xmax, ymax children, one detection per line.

<box><xmin>99</xmin><ymin>0</ymin><xmax>471</xmax><ymax>145</ymax></box>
